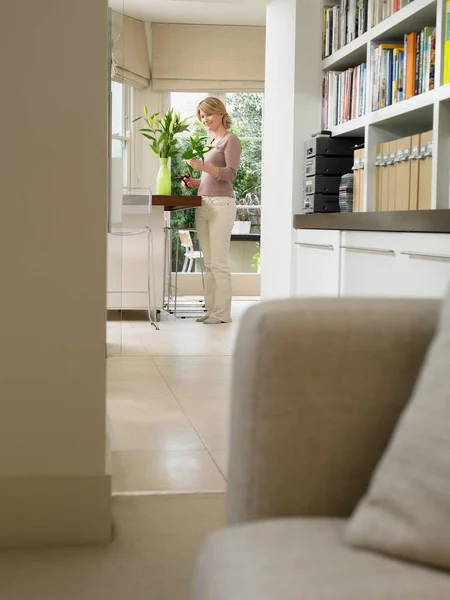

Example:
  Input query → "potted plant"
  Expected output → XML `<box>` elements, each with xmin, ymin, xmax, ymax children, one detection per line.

<box><xmin>133</xmin><ymin>106</ymin><xmax>190</xmax><ymax>195</ymax></box>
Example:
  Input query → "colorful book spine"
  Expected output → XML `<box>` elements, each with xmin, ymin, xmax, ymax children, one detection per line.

<box><xmin>371</xmin><ymin>26</ymin><xmax>433</xmax><ymax>111</ymax></box>
<box><xmin>429</xmin><ymin>32</ymin><xmax>436</xmax><ymax>91</ymax></box>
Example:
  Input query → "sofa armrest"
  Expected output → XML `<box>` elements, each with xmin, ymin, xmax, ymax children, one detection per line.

<box><xmin>227</xmin><ymin>298</ymin><xmax>439</xmax><ymax>525</ymax></box>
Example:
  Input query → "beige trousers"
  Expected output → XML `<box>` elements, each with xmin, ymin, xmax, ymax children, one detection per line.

<box><xmin>196</xmin><ymin>196</ymin><xmax>236</xmax><ymax>322</ymax></box>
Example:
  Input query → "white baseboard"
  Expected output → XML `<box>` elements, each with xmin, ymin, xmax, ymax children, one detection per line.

<box><xmin>0</xmin><ymin>474</ymin><xmax>112</xmax><ymax>547</ymax></box>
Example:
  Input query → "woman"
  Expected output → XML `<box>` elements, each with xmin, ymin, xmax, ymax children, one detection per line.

<box><xmin>183</xmin><ymin>97</ymin><xmax>242</xmax><ymax>324</ymax></box>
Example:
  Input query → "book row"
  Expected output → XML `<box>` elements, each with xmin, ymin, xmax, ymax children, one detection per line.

<box><xmin>322</xmin><ymin>0</ymin><xmax>368</xmax><ymax>58</ymax></box>
<box><xmin>322</xmin><ymin>0</ymin><xmax>416</xmax><ymax>58</ymax></box>
<box><xmin>371</xmin><ymin>0</ymin><xmax>415</xmax><ymax>28</ymax></box>
<box><xmin>322</xmin><ymin>64</ymin><xmax>367</xmax><ymax>128</ymax></box>
<box><xmin>372</xmin><ymin>27</ymin><xmax>436</xmax><ymax>111</ymax></box>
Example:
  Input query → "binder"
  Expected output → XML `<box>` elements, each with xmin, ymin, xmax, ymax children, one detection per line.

<box><xmin>380</xmin><ymin>142</ymin><xmax>390</xmax><ymax>211</ymax></box>
<box><xmin>394</xmin><ymin>136</ymin><xmax>411</xmax><ymax>211</ymax></box>
<box><xmin>418</xmin><ymin>130</ymin><xmax>433</xmax><ymax>210</ymax></box>
<box><xmin>375</xmin><ymin>144</ymin><xmax>383</xmax><ymax>211</ymax></box>
<box><xmin>360</xmin><ymin>150</ymin><xmax>365</xmax><ymax>211</ymax></box>
<box><xmin>353</xmin><ymin>149</ymin><xmax>361</xmax><ymax>212</ymax></box>
<box><xmin>409</xmin><ymin>134</ymin><xmax>420</xmax><ymax>210</ymax></box>
<box><xmin>387</xmin><ymin>140</ymin><xmax>397</xmax><ymax>211</ymax></box>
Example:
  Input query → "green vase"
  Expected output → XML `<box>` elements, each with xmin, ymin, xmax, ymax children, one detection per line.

<box><xmin>156</xmin><ymin>157</ymin><xmax>171</xmax><ymax>195</ymax></box>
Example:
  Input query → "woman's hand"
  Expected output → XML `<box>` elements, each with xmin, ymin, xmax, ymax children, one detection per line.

<box><xmin>181</xmin><ymin>175</ymin><xmax>191</xmax><ymax>189</ymax></box>
<box><xmin>187</xmin><ymin>158</ymin><xmax>204</xmax><ymax>172</ymax></box>
<box><xmin>182</xmin><ymin>176</ymin><xmax>201</xmax><ymax>189</ymax></box>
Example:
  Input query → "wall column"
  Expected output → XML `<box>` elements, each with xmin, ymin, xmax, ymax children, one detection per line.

<box><xmin>261</xmin><ymin>0</ymin><xmax>322</xmax><ymax>298</ymax></box>
<box><xmin>0</xmin><ymin>0</ymin><xmax>111</xmax><ymax>545</ymax></box>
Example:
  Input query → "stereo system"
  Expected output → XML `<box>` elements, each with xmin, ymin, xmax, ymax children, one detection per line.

<box><xmin>302</xmin><ymin>135</ymin><xmax>363</xmax><ymax>213</ymax></box>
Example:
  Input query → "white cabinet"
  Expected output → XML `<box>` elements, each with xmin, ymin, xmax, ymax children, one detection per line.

<box><xmin>340</xmin><ymin>232</ymin><xmax>399</xmax><ymax>297</ymax></box>
<box><xmin>294</xmin><ymin>230</ymin><xmax>340</xmax><ymax>297</ymax></box>
<box><xmin>396</xmin><ymin>233</ymin><xmax>450</xmax><ymax>298</ymax></box>
<box><xmin>340</xmin><ymin>231</ymin><xmax>450</xmax><ymax>298</ymax></box>
<box><xmin>295</xmin><ymin>229</ymin><xmax>450</xmax><ymax>300</ymax></box>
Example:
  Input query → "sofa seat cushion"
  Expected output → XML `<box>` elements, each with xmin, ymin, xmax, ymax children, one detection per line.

<box><xmin>192</xmin><ymin>518</ymin><xmax>450</xmax><ymax>600</ymax></box>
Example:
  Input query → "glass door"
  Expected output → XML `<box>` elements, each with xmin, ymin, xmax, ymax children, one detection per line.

<box><xmin>106</xmin><ymin>1</ymin><xmax>125</xmax><ymax>355</ymax></box>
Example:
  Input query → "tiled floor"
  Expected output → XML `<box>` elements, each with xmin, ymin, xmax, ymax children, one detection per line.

<box><xmin>107</xmin><ymin>300</ymin><xmax>257</xmax><ymax>494</ymax></box>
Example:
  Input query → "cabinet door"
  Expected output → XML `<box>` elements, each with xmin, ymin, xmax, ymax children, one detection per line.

<box><xmin>340</xmin><ymin>232</ymin><xmax>399</xmax><ymax>297</ymax></box>
<box><xmin>294</xmin><ymin>230</ymin><xmax>340</xmax><ymax>297</ymax></box>
<box><xmin>396</xmin><ymin>233</ymin><xmax>450</xmax><ymax>298</ymax></box>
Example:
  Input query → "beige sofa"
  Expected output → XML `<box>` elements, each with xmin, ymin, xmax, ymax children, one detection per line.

<box><xmin>193</xmin><ymin>298</ymin><xmax>450</xmax><ymax>599</ymax></box>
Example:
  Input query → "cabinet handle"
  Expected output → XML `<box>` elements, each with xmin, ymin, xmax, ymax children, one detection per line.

<box><xmin>400</xmin><ymin>251</ymin><xmax>450</xmax><ymax>262</ymax></box>
<box><xmin>295</xmin><ymin>242</ymin><xmax>334</xmax><ymax>250</ymax></box>
<box><xmin>340</xmin><ymin>245</ymin><xmax>395</xmax><ymax>255</ymax></box>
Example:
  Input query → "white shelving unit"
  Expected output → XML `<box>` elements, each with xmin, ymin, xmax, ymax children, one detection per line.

<box><xmin>321</xmin><ymin>0</ymin><xmax>450</xmax><ymax>211</ymax></box>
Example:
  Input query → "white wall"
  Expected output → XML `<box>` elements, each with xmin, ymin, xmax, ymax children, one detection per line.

<box><xmin>0</xmin><ymin>0</ymin><xmax>110</xmax><ymax>545</ymax></box>
<box><xmin>260</xmin><ymin>0</ymin><xmax>322</xmax><ymax>299</ymax></box>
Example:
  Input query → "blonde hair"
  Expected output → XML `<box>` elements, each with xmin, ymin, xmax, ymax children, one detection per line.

<box><xmin>197</xmin><ymin>97</ymin><xmax>232</xmax><ymax>130</ymax></box>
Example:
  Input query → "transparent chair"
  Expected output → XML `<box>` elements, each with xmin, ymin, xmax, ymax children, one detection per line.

<box><xmin>109</xmin><ymin>188</ymin><xmax>159</xmax><ymax>330</ymax></box>
<box><xmin>163</xmin><ymin>226</ymin><xmax>206</xmax><ymax>319</ymax></box>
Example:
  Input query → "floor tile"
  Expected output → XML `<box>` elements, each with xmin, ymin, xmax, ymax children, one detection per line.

<box><xmin>109</xmin><ymin>421</ymin><xmax>205</xmax><ymax>452</ymax></box>
<box><xmin>107</xmin><ymin>357</ymin><xmax>159</xmax><ymax>380</ymax></box>
<box><xmin>192</xmin><ymin>421</ymin><xmax>229</xmax><ymax>451</ymax></box>
<box><xmin>209</xmin><ymin>450</ymin><xmax>229</xmax><ymax>479</ymax></box>
<box><xmin>164</xmin><ymin>378</ymin><xmax>231</xmax><ymax>401</ymax></box>
<box><xmin>142</xmin><ymin>339</ymin><xmax>231</xmax><ymax>357</ymax></box>
<box><xmin>177</xmin><ymin>398</ymin><xmax>230</xmax><ymax>422</ymax></box>
<box><xmin>156</xmin><ymin>364</ymin><xmax>232</xmax><ymax>381</ymax></box>
<box><xmin>107</xmin><ymin>378</ymin><xmax>175</xmax><ymax>400</ymax></box>
<box><xmin>152</xmin><ymin>355</ymin><xmax>233</xmax><ymax>367</ymax></box>
<box><xmin>111</xmin><ymin>450</ymin><xmax>226</xmax><ymax>493</ymax></box>
<box><xmin>107</xmin><ymin>398</ymin><xmax>188</xmax><ymax>424</ymax></box>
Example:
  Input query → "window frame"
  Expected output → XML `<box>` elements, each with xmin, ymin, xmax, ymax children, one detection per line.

<box><xmin>111</xmin><ymin>82</ymin><xmax>132</xmax><ymax>189</ymax></box>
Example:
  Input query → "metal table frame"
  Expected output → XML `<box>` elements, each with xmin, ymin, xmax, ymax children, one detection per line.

<box><xmin>162</xmin><ymin>226</ymin><xmax>206</xmax><ymax>319</ymax></box>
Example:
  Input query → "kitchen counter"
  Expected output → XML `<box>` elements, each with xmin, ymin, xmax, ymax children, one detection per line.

<box><xmin>293</xmin><ymin>210</ymin><xmax>450</xmax><ymax>233</ymax></box>
<box><xmin>122</xmin><ymin>194</ymin><xmax>202</xmax><ymax>212</ymax></box>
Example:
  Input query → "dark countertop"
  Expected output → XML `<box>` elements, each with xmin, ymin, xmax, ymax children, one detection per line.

<box><xmin>293</xmin><ymin>210</ymin><xmax>450</xmax><ymax>233</ymax></box>
<box><xmin>123</xmin><ymin>194</ymin><xmax>202</xmax><ymax>212</ymax></box>
<box><xmin>231</xmin><ymin>234</ymin><xmax>260</xmax><ymax>242</ymax></box>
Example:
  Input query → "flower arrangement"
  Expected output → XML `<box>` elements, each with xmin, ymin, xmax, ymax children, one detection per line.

<box><xmin>133</xmin><ymin>106</ymin><xmax>189</xmax><ymax>159</ymax></box>
<box><xmin>133</xmin><ymin>108</ymin><xmax>213</xmax><ymax>195</ymax></box>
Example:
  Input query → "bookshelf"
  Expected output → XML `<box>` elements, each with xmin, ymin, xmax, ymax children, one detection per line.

<box><xmin>321</xmin><ymin>0</ymin><xmax>450</xmax><ymax>212</ymax></box>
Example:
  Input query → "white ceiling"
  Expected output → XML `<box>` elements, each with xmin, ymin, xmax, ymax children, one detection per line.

<box><xmin>111</xmin><ymin>0</ymin><xmax>267</xmax><ymax>26</ymax></box>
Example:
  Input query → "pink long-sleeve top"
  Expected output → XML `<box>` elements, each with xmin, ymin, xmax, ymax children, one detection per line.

<box><xmin>198</xmin><ymin>132</ymin><xmax>242</xmax><ymax>197</ymax></box>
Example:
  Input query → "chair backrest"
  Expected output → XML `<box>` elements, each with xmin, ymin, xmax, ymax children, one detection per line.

<box><xmin>179</xmin><ymin>230</ymin><xmax>193</xmax><ymax>249</ymax></box>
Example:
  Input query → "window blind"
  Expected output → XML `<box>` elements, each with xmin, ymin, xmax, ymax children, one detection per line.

<box><xmin>151</xmin><ymin>23</ymin><xmax>265</xmax><ymax>92</ymax></box>
<box><xmin>111</xmin><ymin>12</ymin><xmax>150</xmax><ymax>89</ymax></box>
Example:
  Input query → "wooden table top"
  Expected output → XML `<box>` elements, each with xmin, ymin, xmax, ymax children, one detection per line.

<box><xmin>152</xmin><ymin>195</ymin><xmax>202</xmax><ymax>211</ymax></box>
